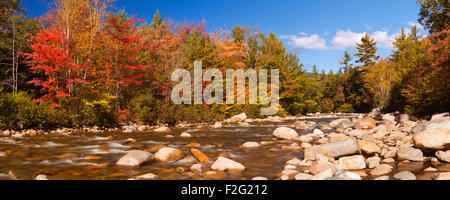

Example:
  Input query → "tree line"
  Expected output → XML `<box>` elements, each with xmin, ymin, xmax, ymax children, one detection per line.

<box><xmin>0</xmin><ymin>0</ymin><xmax>448</xmax><ymax>130</ymax></box>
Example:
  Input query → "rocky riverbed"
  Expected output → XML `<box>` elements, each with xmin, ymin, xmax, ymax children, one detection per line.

<box><xmin>0</xmin><ymin>112</ymin><xmax>449</xmax><ymax>180</ymax></box>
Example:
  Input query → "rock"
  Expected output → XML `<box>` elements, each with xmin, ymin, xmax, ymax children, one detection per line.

<box><xmin>116</xmin><ymin>150</ymin><xmax>153</xmax><ymax>167</ymax></box>
<box><xmin>294</xmin><ymin>173</ymin><xmax>313</xmax><ymax>180</ymax></box>
<box><xmin>435</xmin><ymin>150</ymin><xmax>450</xmax><ymax>162</ymax></box>
<box><xmin>154</xmin><ymin>126</ymin><xmax>171</xmax><ymax>133</ymax></box>
<box><xmin>190</xmin><ymin>164</ymin><xmax>207</xmax><ymax>175</ymax></box>
<box><xmin>313</xmin><ymin>129</ymin><xmax>324</xmax><ymax>135</ymax></box>
<box><xmin>329</xmin><ymin>118</ymin><xmax>350</xmax><ymax>129</ymax></box>
<box><xmin>299</xmin><ymin>135</ymin><xmax>313</xmax><ymax>143</ymax></box>
<box><xmin>252</xmin><ymin>176</ymin><xmax>268</xmax><ymax>180</ymax></box>
<box><xmin>358</xmin><ymin>139</ymin><xmax>381</xmax><ymax>155</ymax></box>
<box><xmin>398</xmin><ymin>114</ymin><xmax>410</xmax><ymax>123</ymax></box>
<box><xmin>204</xmin><ymin>171</ymin><xmax>227</xmax><ymax>180</ymax></box>
<box><xmin>309</xmin><ymin>169</ymin><xmax>334</xmax><ymax>180</ymax></box>
<box><xmin>368</xmin><ymin>107</ymin><xmax>382</xmax><ymax>119</ymax></box>
<box><xmin>381</xmin><ymin>147</ymin><xmax>398</xmax><ymax>159</ymax></box>
<box><xmin>212</xmin><ymin>122</ymin><xmax>223</xmax><ymax>128</ymax></box>
<box><xmin>397</xmin><ymin>147</ymin><xmax>423</xmax><ymax>162</ymax></box>
<box><xmin>136</xmin><ymin>173</ymin><xmax>159</xmax><ymax>180</ymax></box>
<box><xmin>284</xmin><ymin>164</ymin><xmax>297</xmax><ymax>170</ymax></box>
<box><xmin>320</xmin><ymin>124</ymin><xmax>333</xmax><ymax>131</ymax></box>
<box><xmin>180</xmin><ymin>132</ymin><xmax>192</xmax><ymax>138</ymax></box>
<box><xmin>309</xmin><ymin>160</ymin><xmax>337</xmax><ymax>175</ymax></box>
<box><xmin>336</xmin><ymin>119</ymin><xmax>355</xmax><ymax>129</ymax></box>
<box><xmin>154</xmin><ymin>147</ymin><xmax>184</xmax><ymax>162</ymax></box>
<box><xmin>366</xmin><ymin>156</ymin><xmax>381</xmax><ymax>169</ymax></box>
<box><xmin>229</xmin><ymin>113</ymin><xmax>247</xmax><ymax>123</ymax></box>
<box><xmin>301</xmin><ymin>142</ymin><xmax>312</xmax><ymax>148</ymax></box>
<box><xmin>273</xmin><ymin>127</ymin><xmax>299</xmax><ymax>140</ymax></box>
<box><xmin>35</xmin><ymin>174</ymin><xmax>49</xmax><ymax>180</ymax></box>
<box><xmin>286</xmin><ymin>158</ymin><xmax>303</xmax><ymax>166</ymax></box>
<box><xmin>413</xmin><ymin>127</ymin><xmax>450</xmax><ymax>150</ymax></box>
<box><xmin>293</xmin><ymin>121</ymin><xmax>316</xmax><ymax>130</ymax></box>
<box><xmin>280</xmin><ymin>169</ymin><xmax>299</xmax><ymax>180</ymax></box>
<box><xmin>338</xmin><ymin>155</ymin><xmax>366</xmax><ymax>170</ymax></box>
<box><xmin>281</xmin><ymin>143</ymin><xmax>302</xmax><ymax>151</ymax></box>
<box><xmin>211</xmin><ymin>156</ymin><xmax>246</xmax><ymax>172</ymax></box>
<box><xmin>242</xmin><ymin>142</ymin><xmax>260</xmax><ymax>149</ymax></box>
<box><xmin>382</xmin><ymin>158</ymin><xmax>395</xmax><ymax>163</ymax></box>
<box><xmin>354</xmin><ymin>117</ymin><xmax>377</xmax><ymax>129</ymax></box>
<box><xmin>431</xmin><ymin>112</ymin><xmax>449</xmax><ymax>121</ymax></box>
<box><xmin>393</xmin><ymin>171</ymin><xmax>416</xmax><ymax>180</ymax></box>
<box><xmin>165</xmin><ymin>135</ymin><xmax>174</xmax><ymax>138</ymax></box>
<box><xmin>374</xmin><ymin>176</ymin><xmax>390</xmax><ymax>180</ymax></box>
<box><xmin>370</xmin><ymin>164</ymin><xmax>393</xmax><ymax>176</ymax></box>
<box><xmin>190</xmin><ymin>149</ymin><xmax>211</xmax><ymax>163</ymax></box>
<box><xmin>336</xmin><ymin>170</ymin><xmax>362</xmax><ymax>180</ymax></box>
<box><xmin>348</xmin><ymin>129</ymin><xmax>368</xmax><ymax>138</ymax></box>
<box><xmin>431</xmin><ymin>172</ymin><xmax>450</xmax><ymax>180</ymax></box>
<box><xmin>304</xmin><ymin>137</ymin><xmax>360</xmax><ymax>160</ymax></box>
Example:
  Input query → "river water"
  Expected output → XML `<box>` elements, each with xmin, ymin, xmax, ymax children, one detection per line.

<box><xmin>0</xmin><ymin>115</ymin><xmax>447</xmax><ymax>180</ymax></box>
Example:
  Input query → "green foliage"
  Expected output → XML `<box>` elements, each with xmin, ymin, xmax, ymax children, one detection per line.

<box><xmin>417</xmin><ymin>0</ymin><xmax>449</xmax><ymax>34</ymax></box>
<box><xmin>0</xmin><ymin>89</ymin><xmax>61</xmax><ymax>130</ymax></box>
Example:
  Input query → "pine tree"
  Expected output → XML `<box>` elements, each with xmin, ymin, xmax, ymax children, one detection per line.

<box><xmin>354</xmin><ymin>33</ymin><xmax>379</xmax><ymax>69</ymax></box>
<box><xmin>339</xmin><ymin>51</ymin><xmax>353</xmax><ymax>72</ymax></box>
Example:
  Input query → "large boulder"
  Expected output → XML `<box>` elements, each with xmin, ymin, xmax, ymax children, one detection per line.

<box><xmin>154</xmin><ymin>147</ymin><xmax>184</xmax><ymax>162</ymax></box>
<box><xmin>304</xmin><ymin>137</ymin><xmax>360</xmax><ymax>160</ymax></box>
<box><xmin>413</xmin><ymin>127</ymin><xmax>450</xmax><ymax>150</ymax></box>
<box><xmin>116</xmin><ymin>150</ymin><xmax>153</xmax><ymax>167</ymax></box>
<box><xmin>412</xmin><ymin>114</ymin><xmax>450</xmax><ymax>134</ymax></box>
<box><xmin>273</xmin><ymin>127</ymin><xmax>299</xmax><ymax>140</ymax></box>
<box><xmin>229</xmin><ymin>113</ymin><xmax>247</xmax><ymax>123</ymax></box>
<box><xmin>211</xmin><ymin>156</ymin><xmax>246</xmax><ymax>172</ymax></box>
<box><xmin>338</xmin><ymin>155</ymin><xmax>366</xmax><ymax>170</ymax></box>
<box><xmin>354</xmin><ymin>117</ymin><xmax>377</xmax><ymax>129</ymax></box>
<box><xmin>397</xmin><ymin>147</ymin><xmax>423</xmax><ymax>162</ymax></box>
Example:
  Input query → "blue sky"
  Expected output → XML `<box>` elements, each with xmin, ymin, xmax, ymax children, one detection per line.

<box><xmin>21</xmin><ymin>0</ymin><xmax>426</xmax><ymax>72</ymax></box>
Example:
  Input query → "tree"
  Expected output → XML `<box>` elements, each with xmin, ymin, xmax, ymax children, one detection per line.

<box><xmin>417</xmin><ymin>0</ymin><xmax>449</xmax><ymax>34</ymax></box>
<box><xmin>354</xmin><ymin>33</ymin><xmax>379</xmax><ymax>68</ymax></box>
<box><xmin>339</xmin><ymin>51</ymin><xmax>353</xmax><ymax>72</ymax></box>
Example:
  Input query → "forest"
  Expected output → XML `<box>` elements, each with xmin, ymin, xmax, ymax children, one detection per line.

<box><xmin>0</xmin><ymin>0</ymin><xmax>448</xmax><ymax>130</ymax></box>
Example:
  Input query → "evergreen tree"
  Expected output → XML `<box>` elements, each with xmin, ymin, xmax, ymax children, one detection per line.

<box><xmin>354</xmin><ymin>33</ymin><xmax>379</xmax><ymax>69</ymax></box>
<box><xmin>339</xmin><ymin>51</ymin><xmax>353</xmax><ymax>72</ymax></box>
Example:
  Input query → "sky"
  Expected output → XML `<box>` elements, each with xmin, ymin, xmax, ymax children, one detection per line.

<box><xmin>20</xmin><ymin>0</ymin><xmax>427</xmax><ymax>72</ymax></box>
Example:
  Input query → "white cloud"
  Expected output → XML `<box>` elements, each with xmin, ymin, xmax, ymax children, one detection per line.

<box><xmin>298</xmin><ymin>32</ymin><xmax>307</xmax><ymax>36</ymax></box>
<box><xmin>331</xmin><ymin>30</ymin><xmax>366</xmax><ymax>49</ymax></box>
<box><xmin>331</xmin><ymin>29</ymin><xmax>396</xmax><ymax>49</ymax></box>
<box><xmin>281</xmin><ymin>34</ymin><xmax>328</xmax><ymax>50</ymax></box>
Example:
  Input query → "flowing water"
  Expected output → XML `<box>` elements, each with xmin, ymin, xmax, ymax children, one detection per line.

<box><xmin>0</xmin><ymin>116</ymin><xmax>448</xmax><ymax>180</ymax></box>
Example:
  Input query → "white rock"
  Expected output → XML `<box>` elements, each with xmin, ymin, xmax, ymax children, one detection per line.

<box><xmin>154</xmin><ymin>147</ymin><xmax>184</xmax><ymax>162</ymax></box>
<box><xmin>211</xmin><ymin>156</ymin><xmax>246</xmax><ymax>172</ymax></box>
<box><xmin>242</xmin><ymin>142</ymin><xmax>260</xmax><ymax>149</ymax></box>
<box><xmin>273</xmin><ymin>127</ymin><xmax>299</xmax><ymax>140</ymax></box>
<box><xmin>116</xmin><ymin>150</ymin><xmax>153</xmax><ymax>167</ymax></box>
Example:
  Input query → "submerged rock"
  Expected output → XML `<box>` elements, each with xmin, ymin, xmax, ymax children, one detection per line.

<box><xmin>393</xmin><ymin>171</ymin><xmax>416</xmax><ymax>180</ymax></box>
<box><xmin>190</xmin><ymin>148</ymin><xmax>211</xmax><ymax>163</ymax></box>
<box><xmin>370</xmin><ymin>164</ymin><xmax>393</xmax><ymax>176</ymax></box>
